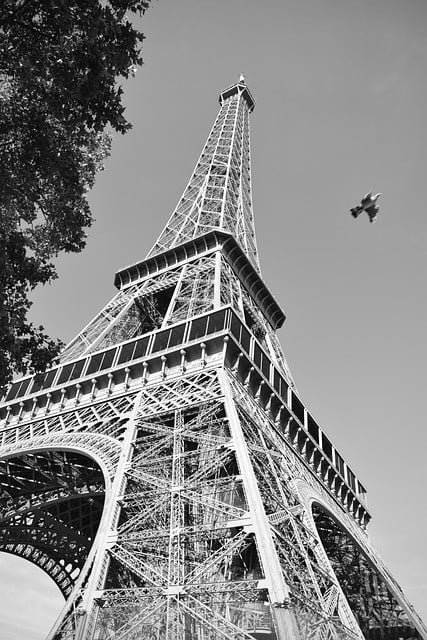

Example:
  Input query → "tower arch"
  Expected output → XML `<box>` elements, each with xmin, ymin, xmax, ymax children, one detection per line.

<box><xmin>309</xmin><ymin>499</ymin><xmax>423</xmax><ymax>639</ymax></box>
<box><xmin>0</xmin><ymin>445</ymin><xmax>108</xmax><ymax>596</ymax></box>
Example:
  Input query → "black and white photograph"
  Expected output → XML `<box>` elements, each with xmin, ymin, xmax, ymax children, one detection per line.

<box><xmin>0</xmin><ymin>1</ymin><xmax>426</xmax><ymax>639</ymax></box>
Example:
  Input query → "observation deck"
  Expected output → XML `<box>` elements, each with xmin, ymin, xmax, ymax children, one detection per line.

<box><xmin>219</xmin><ymin>77</ymin><xmax>255</xmax><ymax>112</ymax></box>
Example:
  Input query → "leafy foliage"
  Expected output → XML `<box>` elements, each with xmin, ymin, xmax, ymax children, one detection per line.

<box><xmin>0</xmin><ymin>0</ymin><xmax>151</xmax><ymax>387</ymax></box>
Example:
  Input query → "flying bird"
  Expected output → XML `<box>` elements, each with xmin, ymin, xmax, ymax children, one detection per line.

<box><xmin>350</xmin><ymin>192</ymin><xmax>382</xmax><ymax>223</ymax></box>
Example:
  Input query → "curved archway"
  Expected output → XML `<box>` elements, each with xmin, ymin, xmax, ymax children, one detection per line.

<box><xmin>0</xmin><ymin>449</ymin><xmax>105</xmax><ymax>596</ymax></box>
<box><xmin>312</xmin><ymin>502</ymin><xmax>422</xmax><ymax>640</ymax></box>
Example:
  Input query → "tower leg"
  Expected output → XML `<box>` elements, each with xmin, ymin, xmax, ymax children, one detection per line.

<box><xmin>219</xmin><ymin>370</ymin><xmax>301</xmax><ymax>640</ymax></box>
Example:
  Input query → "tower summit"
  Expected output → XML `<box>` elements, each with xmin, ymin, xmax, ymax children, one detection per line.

<box><xmin>0</xmin><ymin>79</ymin><xmax>426</xmax><ymax>640</ymax></box>
<box><xmin>148</xmin><ymin>75</ymin><xmax>258</xmax><ymax>271</ymax></box>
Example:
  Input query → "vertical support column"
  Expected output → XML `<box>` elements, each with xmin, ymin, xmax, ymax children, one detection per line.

<box><xmin>218</xmin><ymin>370</ymin><xmax>301</xmax><ymax>640</ymax></box>
<box><xmin>213</xmin><ymin>250</ymin><xmax>222</xmax><ymax>309</ymax></box>
<box><xmin>166</xmin><ymin>409</ymin><xmax>185</xmax><ymax>638</ymax></box>
<box><xmin>74</xmin><ymin>409</ymin><xmax>140</xmax><ymax>640</ymax></box>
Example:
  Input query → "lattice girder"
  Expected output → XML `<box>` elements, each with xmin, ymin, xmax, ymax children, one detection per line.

<box><xmin>148</xmin><ymin>79</ymin><xmax>259</xmax><ymax>271</ymax></box>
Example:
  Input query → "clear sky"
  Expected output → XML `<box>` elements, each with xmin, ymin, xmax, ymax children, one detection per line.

<box><xmin>2</xmin><ymin>1</ymin><xmax>427</xmax><ymax>637</ymax></box>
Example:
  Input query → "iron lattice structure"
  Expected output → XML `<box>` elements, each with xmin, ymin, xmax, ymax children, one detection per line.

<box><xmin>0</xmin><ymin>78</ymin><xmax>426</xmax><ymax>640</ymax></box>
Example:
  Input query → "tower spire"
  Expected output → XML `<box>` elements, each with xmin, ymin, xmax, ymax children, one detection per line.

<box><xmin>147</xmin><ymin>77</ymin><xmax>259</xmax><ymax>271</ymax></box>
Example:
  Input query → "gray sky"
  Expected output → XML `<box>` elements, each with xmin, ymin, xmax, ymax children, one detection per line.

<box><xmin>2</xmin><ymin>1</ymin><xmax>427</xmax><ymax>636</ymax></box>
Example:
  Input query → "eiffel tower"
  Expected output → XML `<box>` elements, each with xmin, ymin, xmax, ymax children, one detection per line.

<box><xmin>0</xmin><ymin>77</ymin><xmax>426</xmax><ymax>640</ymax></box>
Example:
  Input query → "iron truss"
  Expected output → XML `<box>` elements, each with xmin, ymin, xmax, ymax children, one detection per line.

<box><xmin>0</xmin><ymin>78</ymin><xmax>425</xmax><ymax>640</ymax></box>
<box><xmin>147</xmin><ymin>78</ymin><xmax>259</xmax><ymax>271</ymax></box>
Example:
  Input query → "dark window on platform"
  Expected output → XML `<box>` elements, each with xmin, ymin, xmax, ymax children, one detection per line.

<box><xmin>40</xmin><ymin>369</ymin><xmax>57</xmax><ymax>389</ymax></box>
<box><xmin>335</xmin><ymin>452</ymin><xmax>345</xmax><ymax>477</ymax></box>
<box><xmin>20</xmin><ymin>377</ymin><xmax>33</xmax><ymax>397</ymax></box>
<box><xmin>152</xmin><ymin>329</ymin><xmax>170</xmax><ymax>353</ymax></box>
<box><xmin>5</xmin><ymin>376</ymin><xmax>32</xmax><ymax>401</ymax></box>
<box><xmin>273</xmin><ymin>370</ymin><xmax>281</xmax><ymax>393</ymax></box>
<box><xmin>70</xmin><ymin>359</ymin><xmax>85</xmax><ymax>381</ymax></box>
<box><xmin>101</xmin><ymin>349</ymin><xmax>116</xmax><ymax>370</ymax></box>
<box><xmin>133</xmin><ymin>337</ymin><xmax>149</xmax><ymax>360</ymax></box>
<box><xmin>31</xmin><ymin>371</ymin><xmax>56</xmax><ymax>393</ymax></box>
<box><xmin>5</xmin><ymin>382</ymin><xmax>20</xmax><ymax>402</ymax></box>
<box><xmin>87</xmin><ymin>348</ymin><xmax>116</xmax><ymax>374</ymax></box>
<box><xmin>322</xmin><ymin>434</ymin><xmax>333</xmax><ymax>461</ymax></box>
<box><xmin>207</xmin><ymin>309</ymin><xmax>226</xmax><ymax>334</ymax></box>
<box><xmin>29</xmin><ymin>369</ymin><xmax>56</xmax><ymax>392</ymax></box>
<box><xmin>261</xmin><ymin>353</ymin><xmax>270</xmax><ymax>379</ymax></box>
<box><xmin>230</xmin><ymin>314</ymin><xmax>241</xmax><ymax>340</ymax></box>
<box><xmin>307</xmin><ymin>414</ymin><xmax>320</xmax><ymax>443</ymax></box>
<box><xmin>168</xmin><ymin>323</ymin><xmax>185</xmax><ymax>347</ymax></box>
<box><xmin>253</xmin><ymin>343</ymin><xmax>262</xmax><ymax>369</ymax></box>
<box><xmin>291</xmin><ymin>392</ymin><xmax>305</xmax><ymax>424</ymax></box>
<box><xmin>31</xmin><ymin>376</ymin><xmax>43</xmax><ymax>393</ymax></box>
<box><xmin>57</xmin><ymin>360</ymin><xmax>84</xmax><ymax>386</ymax></box>
<box><xmin>58</xmin><ymin>363</ymin><xmax>75</xmax><ymax>385</ymax></box>
<box><xmin>243</xmin><ymin>307</ymin><xmax>256</xmax><ymax>333</ymax></box>
<box><xmin>190</xmin><ymin>316</ymin><xmax>208</xmax><ymax>340</ymax></box>
<box><xmin>281</xmin><ymin>377</ymin><xmax>289</xmax><ymax>401</ymax></box>
<box><xmin>347</xmin><ymin>467</ymin><xmax>356</xmax><ymax>492</ymax></box>
<box><xmin>240</xmin><ymin>325</ymin><xmax>251</xmax><ymax>353</ymax></box>
<box><xmin>118</xmin><ymin>341</ymin><xmax>136</xmax><ymax>364</ymax></box>
<box><xmin>86</xmin><ymin>353</ymin><xmax>104</xmax><ymax>375</ymax></box>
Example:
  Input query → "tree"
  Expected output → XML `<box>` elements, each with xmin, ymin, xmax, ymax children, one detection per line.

<box><xmin>0</xmin><ymin>0</ymin><xmax>151</xmax><ymax>387</ymax></box>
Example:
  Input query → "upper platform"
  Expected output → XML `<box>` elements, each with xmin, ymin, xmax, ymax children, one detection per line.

<box><xmin>219</xmin><ymin>75</ymin><xmax>255</xmax><ymax>112</ymax></box>
<box><xmin>115</xmin><ymin>230</ymin><xmax>286</xmax><ymax>330</ymax></box>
